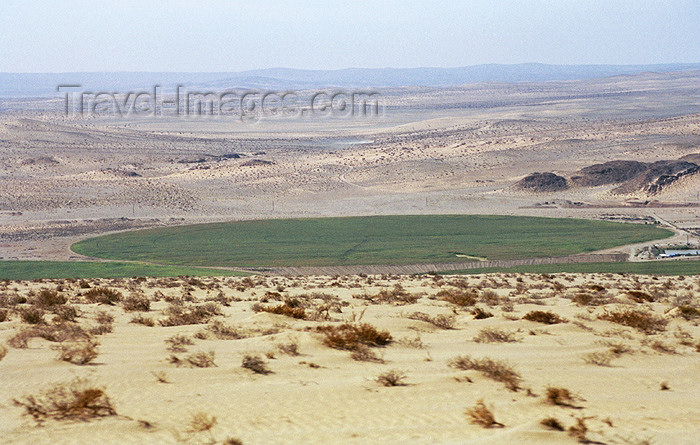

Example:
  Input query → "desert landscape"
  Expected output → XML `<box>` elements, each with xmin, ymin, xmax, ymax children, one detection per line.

<box><xmin>2</xmin><ymin>2</ymin><xmax>700</xmax><ymax>443</ymax></box>
<box><xmin>1</xmin><ymin>272</ymin><xmax>699</xmax><ymax>444</ymax></box>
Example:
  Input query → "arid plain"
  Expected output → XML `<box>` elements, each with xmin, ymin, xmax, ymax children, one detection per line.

<box><xmin>1</xmin><ymin>70</ymin><xmax>700</xmax><ymax>444</ymax></box>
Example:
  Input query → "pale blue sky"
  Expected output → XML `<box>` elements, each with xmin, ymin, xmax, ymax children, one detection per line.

<box><xmin>1</xmin><ymin>0</ymin><xmax>698</xmax><ymax>72</ymax></box>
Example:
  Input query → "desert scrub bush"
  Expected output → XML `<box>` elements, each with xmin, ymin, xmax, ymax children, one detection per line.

<box><xmin>436</xmin><ymin>288</ymin><xmax>477</xmax><ymax>306</ymax></box>
<box><xmin>253</xmin><ymin>302</ymin><xmax>306</xmax><ymax>319</ymax></box>
<box><xmin>465</xmin><ymin>399</ymin><xmax>504</xmax><ymax>428</ymax></box>
<box><xmin>0</xmin><ymin>308</ymin><xmax>8</xmax><ymax>322</ymax></box>
<box><xmin>241</xmin><ymin>354</ymin><xmax>271</xmax><ymax>374</ymax></box>
<box><xmin>376</xmin><ymin>370</ymin><xmax>407</xmax><ymax>386</ymax></box>
<box><xmin>407</xmin><ymin>312</ymin><xmax>456</xmax><ymax>329</ymax></box>
<box><xmin>83</xmin><ymin>287</ymin><xmax>122</xmax><ymax>305</ymax></box>
<box><xmin>159</xmin><ymin>303</ymin><xmax>222</xmax><ymax>326</ymax></box>
<box><xmin>0</xmin><ymin>343</ymin><xmax>7</xmax><ymax>361</ymax></box>
<box><xmin>544</xmin><ymin>387</ymin><xmax>580</xmax><ymax>408</ymax></box>
<box><xmin>7</xmin><ymin>323</ymin><xmax>89</xmax><ymax>348</ymax></box>
<box><xmin>598</xmin><ymin>309</ymin><xmax>667</xmax><ymax>334</ymax></box>
<box><xmin>449</xmin><ymin>355</ymin><xmax>521</xmax><ymax>391</ymax></box>
<box><xmin>471</xmin><ymin>307</ymin><xmax>493</xmax><ymax>319</ymax></box>
<box><xmin>121</xmin><ymin>295</ymin><xmax>151</xmax><ymax>312</ymax></box>
<box><xmin>351</xmin><ymin>344</ymin><xmax>384</xmax><ymax>363</ymax></box>
<box><xmin>480</xmin><ymin>290</ymin><xmax>501</xmax><ymax>306</ymax></box>
<box><xmin>568</xmin><ymin>416</ymin><xmax>593</xmax><ymax>442</ymax></box>
<box><xmin>34</xmin><ymin>288</ymin><xmax>67</xmax><ymax>307</ymax></box>
<box><xmin>676</xmin><ymin>305</ymin><xmax>700</xmax><ymax>320</ymax></box>
<box><xmin>583</xmin><ymin>351</ymin><xmax>615</xmax><ymax>367</ymax></box>
<box><xmin>13</xmin><ymin>377</ymin><xmax>116</xmax><ymax>423</ymax></box>
<box><xmin>18</xmin><ymin>307</ymin><xmax>45</xmax><ymax>324</ymax></box>
<box><xmin>53</xmin><ymin>305</ymin><xmax>79</xmax><ymax>322</ymax></box>
<box><xmin>357</xmin><ymin>283</ymin><xmax>420</xmax><ymax>305</ymax></box>
<box><xmin>165</xmin><ymin>334</ymin><xmax>194</xmax><ymax>353</ymax></box>
<box><xmin>130</xmin><ymin>314</ymin><xmax>155</xmax><ymax>326</ymax></box>
<box><xmin>277</xmin><ymin>340</ymin><xmax>300</xmax><ymax>356</ymax></box>
<box><xmin>626</xmin><ymin>290</ymin><xmax>654</xmax><ymax>303</ymax></box>
<box><xmin>206</xmin><ymin>320</ymin><xmax>245</xmax><ymax>340</ymax></box>
<box><xmin>54</xmin><ymin>339</ymin><xmax>99</xmax><ymax>365</ymax></box>
<box><xmin>317</xmin><ymin>323</ymin><xmax>392</xmax><ymax>351</ymax></box>
<box><xmin>540</xmin><ymin>417</ymin><xmax>565</xmax><ymax>431</ymax></box>
<box><xmin>523</xmin><ymin>311</ymin><xmax>566</xmax><ymax>325</ymax></box>
<box><xmin>170</xmin><ymin>350</ymin><xmax>217</xmax><ymax>368</ymax></box>
<box><xmin>473</xmin><ymin>328</ymin><xmax>519</xmax><ymax>343</ymax></box>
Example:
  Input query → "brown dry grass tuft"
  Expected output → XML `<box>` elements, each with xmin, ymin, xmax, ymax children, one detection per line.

<box><xmin>436</xmin><ymin>288</ymin><xmax>477</xmax><ymax>306</ymax></box>
<box><xmin>241</xmin><ymin>354</ymin><xmax>271</xmax><ymax>374</ymax></box>
<box><xmin>544</xmin><ymin>386</ymin><xmax>581</xmax><ymax>408</ymax></box>
<box><xmin>598</xmin><ymin>309</ymin><xmax>667</xmax><ymax>334</ymax></box>
<box><xmin>317</xmin><ymin>323</ymin><xmax>392</xmax><ymax>351</ymax></box>
<box><xmin>407</xmin><ymin>312</ymin><xmax>456</xmax><ymax>329</ymax></box>
<box><xmin>253</xmin><ymin>303</ymin><xmax>306</xmax><ymax>319</ymax></box>
<box><xmin>83</xmin><ymin>287</ymin><xmax>122</xmax><ymax>305</ymax></box>
<box><xmin>449</xmin><ymin>355</ymin><xmax>521</xmax><ymax>391</ymax></box>
<box><xmin>473</xmin><ymin>328</ymin><xmax>518</xmax><ymax>343</ymax></box>
<box><xmin>13</xmin><ymin>377</ymin><xmax>116</xmax><ymax>423</ymax></box>
<box><xmin>54</xmin><ymin>339</ymin><xmax>99</xmax><ymax>365</ymax></box>
<box><xmin>465</xmin><ymin>399</ymin><xmax>504</xmax><ymax>428</ymax></box>
<box><xmin>376</xmin><ymin>370</ymin><xmax>407</xmax><ymax>386</ymax></box>
<box><xmin>523</xmin><ymin>310</ymin><xmax>566</xmax><ymax>325</ymax></box>
<box><xmin>540</xmin><ymin>417</ymin><xmax>565</xmax><ymax>431</ymax></box>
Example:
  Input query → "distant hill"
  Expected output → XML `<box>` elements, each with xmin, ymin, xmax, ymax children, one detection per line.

<box><xmin>1</xmin><ymin>63</ymin><xmax>700</xmax><ymax>97</ymax></box>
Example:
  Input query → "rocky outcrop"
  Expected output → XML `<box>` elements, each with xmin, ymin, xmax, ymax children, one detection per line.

<box><xmin>514</xmin><ymin>172</ymin><xmax>568</xmax><ymax>192</ymax></box>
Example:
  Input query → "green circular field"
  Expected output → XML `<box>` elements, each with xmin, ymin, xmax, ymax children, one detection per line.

<box><xmin>71</xmin><ymin>215</ymin><xmax>673</xmax><ymax>268</ymax></box>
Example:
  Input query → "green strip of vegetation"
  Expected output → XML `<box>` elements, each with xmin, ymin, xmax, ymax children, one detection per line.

<box><xmin>439</xmin><ymin>261</ymin><xmax>700</xmax><ymax>276</ymax></box>
<box><xmin>0</xmin><ymin>261</ymin><xmax>248</xmax><ymax>280</ymax></box>
<box><xmin>71</xmin><ymin>215</ymin><xmax>673</xmax><ymax>267</ymax></box>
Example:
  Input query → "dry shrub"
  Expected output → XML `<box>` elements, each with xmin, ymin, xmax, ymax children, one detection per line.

<box><xmin>436</xmin><ymin>288</ymin><xmax>477</xmax><ymax>306</ymax></box>
<box><xmin>471</xmin><ymin>307</ymin><xmax>493</xmax><ymax>319</ymax></box>
<box><xmin>122</xmin><ymin>295</ymin><xmax>151</xmax><ymax>312</ymax></box>
<box><xmin>8</xmin><ymin>323</ymin><xmax>89</xmax><ymax>348</ymax></box>
<box><xmin>626</xmin><ymin>290</ymin><xmax>654</xmax><ymax>303</ymax></box>
<box><xmin>13</xmin><ymin>377</ymin><xmax>116</xmax><ymax>423</ymax></box>
<box><xmin>54</xmin><ymin>339</ymin><xmax>99</xmax><ymax>365</ymax></box>
<box><xmin>598</xmin><ymin>309</ymin><xmax>667</xmax><ymax>334</ymax></box>
<box><xmin>277</xmin><ymin>340</ymin><xmax>300</xmax><ymax>356</ymax></box>
<box><xmin>187</xmin><ymin>411</ymin><xmax>217</xmax><ymax>433</ymax></box>
<box><xmin>583</xmin><ymin>351</ymin><xmax>615</xmax><ymax>367</ymax></box>
<box><xmin>0</xmin><ymin>344</ymin><xmax>7</xmax><ymax>361</ymax></box>
<box><xmin>34</xmin><ymin>289</ymin><xmax>66</xmax><ymax>307</ymax></box>
<box><xmin>317</xmin><ymin>323</ymin><xmax>392</xmax><ymax>350</ymax></box>
<box><xmin>649</xmin><ymin>340</ymin><xmax>676</xmax><ymax>354</ymax></box>
<box><xmin>449</xmin><ymin>355</ymin><xmax>521</xmax><ymax>391</ymax></box>
<box><xmin>351</xmin><ymin>344</ymin><xmax>384</xmax><ymax>363</ymax></box>
<box><xmin>18</xmin><ymin>307</ymin><xmax>45</xmax><ymax>324</ymax></box>
<box><xmin>376</xmin><ymin>370</ymin><xmax>407</xmax><ymax>386</ymax></box>
<box><xmin>130</xmin><ymin>314</ymin><xmax>155</xmax><ymax>326</ymax></box>
<box><xmin>465</xmin><ymin>399</ymin><xmax>504</xmax><ymax>428</ymax></box>
<box><xmin>480</xmin><ymin>290</ymin><xmax>501</xmax><ymax>306</ymax></box>
<box><xmin>151</xmin><ymin>371</ymin><xmax>170</xmax><ymax>383</ymax></box>
<box><xmin>159</xmin><ymin>303</ymin><xmax>221</xmax><ymax>327</ymax></box>
<box><xmin>572</xmin><ymin>293</ymin><xmax>607</xmax><ymax>306</ymax></box>
<box><xmin>84</xmin><ymin>287</ymin><xmax>122</xmax><ymax>305</ymax></box>
<box><xmin>253</xmin><ymin>303</ymin><xmax>306</xmax><ymax>319</ymax></box>
<box><xmin>568</xmin><ymin>416</ymin><xmax>592</xmax><ymax>442</ymax></box>
<box><xmin>358</xmin><ymin>284</ymin><xmax>420</xmax><ymax>305</ymax></box>
<box><xmin>0</xmin><ymin>309</ymin><xmax>7</xmax><ymax>322</ymax></box>
<box><xmin>165</xmin><ymin>334</ymin><xmax>194</xmax><ymax>352</ymax></box>
<box><xmin>53</xmin><ymin>305</ymin><xmax>79</xmax><ymax>322</ymax></box>
<box><xmin>523</xmin><ymin>311</ymin><xmax>566</xmax><ymax>325</ymax></box>
<box><xmin>540</xmin><ymin>417</ymin><xmax>565</xmax><ymax>431</ymax></box>
<box><xmin>407</xmin><ymin>312</ymin><xmax>456</xmax><ymax>329</ymax></box>
<box><xmin>676</xmin><ymin>305</ymin><xmax>700</xmax><ymax>320</ymax></box>
<box><xmin>241</xmin><ymin>354</ymin><xmax>271</xmax><ymax>374</ymax></box>
<box><xmin>544</xmin><ymin>387</ymin><xmax>580</xmax><ymax>408</ymax></box>
<box><xmin>206</xmin><ymin>320</ymin><xmax>244</xmax><ymax>339</ymax></box>
<box><xmin>171</xmin><ymin>350</ymin><xmax>216</xmax><ymax>368</ymax></box>
<box><xmin>473</xmin><ymin>328</ymin><xmax>518</xmax><ymax>343</ymax></box>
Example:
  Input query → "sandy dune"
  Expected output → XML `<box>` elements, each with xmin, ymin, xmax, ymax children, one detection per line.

<box><xmin>1</xmin><ymin>273</ymin><xmax>699</xmax><ymax>444</ymax></box>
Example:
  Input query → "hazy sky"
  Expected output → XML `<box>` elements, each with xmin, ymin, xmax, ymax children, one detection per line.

<box><xmin>1</xmin><ymin>0</ymin><xmax>698</xmax><ymax>72</ymax></box>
